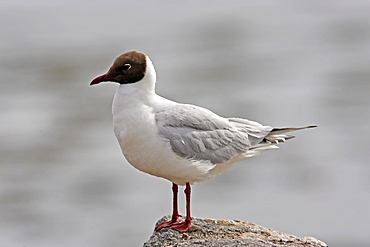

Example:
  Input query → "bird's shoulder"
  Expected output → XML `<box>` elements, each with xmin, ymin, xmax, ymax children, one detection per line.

<box><xmin>155</xmin><ymin>101</ymin><xmax>231</xmax><ymax>131</ymax></box>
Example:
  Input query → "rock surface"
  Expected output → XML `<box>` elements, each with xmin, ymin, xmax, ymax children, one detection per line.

<box><xmin>143</xmin><ymin>216</ymin><xmax>327</xmax><ymax>247</ymax></box>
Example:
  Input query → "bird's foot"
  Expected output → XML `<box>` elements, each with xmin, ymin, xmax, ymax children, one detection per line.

<box><xmin>154</xmin><ymin>216</ymin><xmax>180</xmax><ymax>231</ymax></box>
<box><xmin>168</xmin><ymin>218</ymin><xmax>192</xmax><ymax>232</ymax></box>
<box><xmin>155</xmin><ymin>217</ymin><xmax>192</xmax><ymax>232</ymax></box>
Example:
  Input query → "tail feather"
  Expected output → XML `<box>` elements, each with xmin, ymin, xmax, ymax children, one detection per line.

<box><xmin>264</xmin><ymin>134</ymin><xmax>295</xmax><ymax>144</ymax></box>
<box><xmin>250</xmin><ymin>125</ymin><xmax>317</xmax><ymax>150</ymax></box>
<box><xmin>267</xmin><ymin>125</ymin><xmax>317</xmax><ymax>136</ymax></box>
<box><xmin>246</xmin><ymin>125</ymin><xmax>316</xmax><ymax>157</ymax></box>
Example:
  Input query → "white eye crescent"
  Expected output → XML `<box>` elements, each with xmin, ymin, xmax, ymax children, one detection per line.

<box><xmin>123</xmin><ymin>64</ymin><xmax>131</xmax><ymax>70</ymax></box>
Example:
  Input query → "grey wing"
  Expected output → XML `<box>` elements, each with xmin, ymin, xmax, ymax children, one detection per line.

<box><xmin>156</xmin><ymin>104</ymin><xmax>257</xmax><ymax>164</ymax></box>
<box><xmin>227</xmin><ymin>118</ymin><xmax>273</xmax><ymax>146</ymax></box>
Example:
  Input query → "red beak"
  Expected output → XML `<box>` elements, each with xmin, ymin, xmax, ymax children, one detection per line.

<box><xmin>90</xmin><ymin>74</ymin><xmax>114</xmax><ymax>85</ymax></box>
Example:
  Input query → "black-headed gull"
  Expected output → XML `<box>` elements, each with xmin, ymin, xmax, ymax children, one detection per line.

<box><xmin>90</xmin><ymin>51</ymin><xmax>316</xmax><ymax>232</ymax></box>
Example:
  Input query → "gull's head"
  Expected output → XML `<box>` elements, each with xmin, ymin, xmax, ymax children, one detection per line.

<box><xmin>90</xmin><ymin>51</ymin><xmax>156</xmax><ymax>89</ymax></box>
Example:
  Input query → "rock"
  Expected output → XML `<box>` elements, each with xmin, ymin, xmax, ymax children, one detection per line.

<box><xmin>143</xmin><ymin>216</ymin><xmax>327</xmax><ymax>247</ymax></box>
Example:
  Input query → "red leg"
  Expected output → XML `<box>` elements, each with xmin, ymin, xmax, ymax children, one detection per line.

<box><xmin>155</xmin><ymin>182</ymin><xmax>192</xmax><ymax>232</ymax></box>
<box><xmin>168</xmin><ymin>182</ymin><xmax>192</xmax><ymax>232</ymax></box>
<box><xmin>155</xmin><ymin>183</ymin><xmax>181</xmax><ymax>231</ymax></box>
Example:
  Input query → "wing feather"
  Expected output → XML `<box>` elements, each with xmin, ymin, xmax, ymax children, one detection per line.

<box><xmin>156</xmin><ymin>104</ymin><xmax>253</xmax><ymax>164</ymax></box>
<box><xmin>155</xmin><ymin>104</ymin><xmax>314</xmax><ymax>164</ymax></box>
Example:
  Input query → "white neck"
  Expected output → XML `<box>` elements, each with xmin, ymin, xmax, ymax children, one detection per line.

<box><xmin>112</xmin><ymin>56</ymin><xmax>158</xmax><ymax>114</ymax></box>
<box><xmin>134</xmin><ymin>55</ymin><xmax>156</xmax><ymax>98</ymax></box>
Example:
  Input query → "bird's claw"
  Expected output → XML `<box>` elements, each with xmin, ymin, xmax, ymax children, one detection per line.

<box><xmin>155</xmin><ymin>217</ymin><xmax>191</xmax><ymax>232</ymax></box>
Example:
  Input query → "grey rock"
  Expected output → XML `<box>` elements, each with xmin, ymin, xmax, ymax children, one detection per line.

<box><xmin>143</xmin><ymin>216</ymin><xmax>327</xmax><ymax>247</ymax></box>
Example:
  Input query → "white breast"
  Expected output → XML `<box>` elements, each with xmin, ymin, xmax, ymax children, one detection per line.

<box><xmin>112</xmin><ymin>84</ymin><xmax>219</xmax><ymax>185</ymax></box>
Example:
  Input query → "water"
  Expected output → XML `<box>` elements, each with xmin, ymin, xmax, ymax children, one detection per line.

<box><xmin>1</xmin><ymin>1</ymin><xmax>370</xmax><ymax>246</ymax></box>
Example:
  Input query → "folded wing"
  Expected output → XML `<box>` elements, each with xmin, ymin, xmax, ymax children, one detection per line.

<box><xmin>156</xmin><ymin>104</ymin><xmax>273</xmax><ymax>164</ymax></box>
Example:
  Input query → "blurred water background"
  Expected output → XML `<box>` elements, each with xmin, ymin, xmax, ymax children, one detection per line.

<box><xmin>1</xmin><ymin>1</ymin><xmax>370</xmax><ymax>246</ymax></box>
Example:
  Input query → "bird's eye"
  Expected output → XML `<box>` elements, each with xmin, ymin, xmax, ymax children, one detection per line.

<box><xmin>122</xmin><ymin>64</ymin><xmax>131</xmax><ymax>70</ymax></box>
